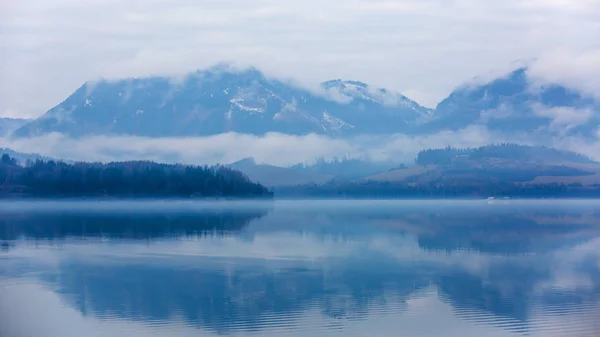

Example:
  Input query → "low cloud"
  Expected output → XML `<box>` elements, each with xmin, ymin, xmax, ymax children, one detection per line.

<box><xmin>528</xmin><ymin>49</ymin><xmax>600</xmax><ymax>100</ymax></box>
<box><xmin>5</xmin><ymin>124</ymin><xmax>600</xmax><ymax>167</ymax></box>
<box><xmin>320</xmin><ymin>87</ymin><xmax>354</xmax><ymax>104</ymax></box>
<box><xmin>0</xmin><ymin>128</ymin><xmax>499</xmax><ymax>166</ymax></box>
<box><xmin>531</xmin><ymin>103</ymin><xmax>594</xmax><ymax>134</ymax></box>
<box><xmin>478</xmin><ymin>104</ymin><xmax>516</xmax><ymax>123</ymax></box>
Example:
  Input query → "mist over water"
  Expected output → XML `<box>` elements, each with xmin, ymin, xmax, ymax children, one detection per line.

<box><xmin>1</xmin><ymin>130</ymin><xmax>495</xmax><ymax>166</ymax></box>
<box><xmin>1</xmin><ymin>200</ymin><xmax>600</xmax><ymax>337</ymax></box>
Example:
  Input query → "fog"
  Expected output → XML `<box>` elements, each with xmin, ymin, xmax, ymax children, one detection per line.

<box><xmin>0</xmin><ymin>127</ymin><xmax>508</xmax><ymax>166</ymax></box>
<box><xmin>3</xmin><ymin>108</ymin><xmax>600</xmax><ymax>166</ymax></box>
<box><xmin>1</xmin><ymin>127</ymin><xmax>598</xmax><ymax>167</ymax></box>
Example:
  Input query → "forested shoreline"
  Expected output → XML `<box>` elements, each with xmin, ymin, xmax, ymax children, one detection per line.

<box><xmin>275</xmin><ymin>181</ymin><xmax>600</xmax><ymax>199</ymax></box>
<box><xmin>276</xmin><ymin>144</ymin><xmax>600</xmax><ymax>198</ymax></box>
<box><xmin>4</xmin><ymin>142</ymin><xmax>600</xmax><ymax>200</ymax></box>
<box><xmin>0</xmin><ymin>154</ymin><xmax>272</xmax><ymax>198</ymax></box>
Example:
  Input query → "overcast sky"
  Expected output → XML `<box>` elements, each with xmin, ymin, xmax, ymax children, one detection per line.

<box><xmin>1</xmin><ymin>0</ymin><xmax>599</xmax><ymax>118</ymax></box>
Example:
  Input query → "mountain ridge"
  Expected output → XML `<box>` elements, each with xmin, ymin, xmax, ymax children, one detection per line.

<box><xmin>12</xmin><ymin>66</ymin><xmax>432</xmax><ymax>138</ymax></box>
<box><xmin>10</xmin><ymin>65</ymin><xmax>599</xmax><ymax>139</ymax></box>
<box><xmin>227</xmin><ymin>157</ymin><xmax>333</xmax><ymax>187</ymax></box>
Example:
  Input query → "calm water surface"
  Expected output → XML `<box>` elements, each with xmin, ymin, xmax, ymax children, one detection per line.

<box><xmin>1</xmin><ymin>200</ymin><xmax>600</xmax><ymax>337</ymax></box>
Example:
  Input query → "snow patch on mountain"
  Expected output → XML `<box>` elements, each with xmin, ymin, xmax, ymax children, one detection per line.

<box><xmin>230</xmin><ymin>98</ymin><xmax>265</xmax><ymax>114</ymax></box>
<box><xmin>299</xmin><ymin>112</ymin><xmax>326</xmax><ymax>132</ymax></box>
<box><xmin>322</xmin><ymin>112</ymin><xmax>355</xmax><ymax>131</ymax></box>
<box><xmin>273</xmin><ymin>99</ymin><xmax>299</xmax><ymax>120</ymax></box>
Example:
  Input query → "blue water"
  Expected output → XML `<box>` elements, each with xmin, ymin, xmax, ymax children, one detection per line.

<box><xmin>1</xmin><ymin>200</ymin><xmax>599</xmax><ymax>337</ymax></box>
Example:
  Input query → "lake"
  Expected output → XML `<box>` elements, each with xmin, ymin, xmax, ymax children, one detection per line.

<box><xmin>1</xmin><ymin>200</ymin><xmax>599</xmax><ymax>337</ymax></box>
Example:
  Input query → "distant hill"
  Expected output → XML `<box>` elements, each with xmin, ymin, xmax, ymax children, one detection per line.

<box><xmin>0</xmin><ymin>118</ymin><xmax>30</xmax><ymax>137</ymax></box>
<box><xmin>277</xmin><ymin>144</ymin><xmax>600</xmax><ymax>198</ymax></box>
<box><xmin>367</xmin><ymin>144</ymin><xmax>598</xmax><ymax>185</ymax></box>
<box><xmin>291</xmin><ymin>157</ymin><xmax>396</xmax><ymax>180</ymax></box>
<box><xmin>365</xmin><ymin>165</ymin><xmax>435</xmax><ymax>183</ymax></box>
<box><xmin>13</xmin><ymin>65</ymin><xmax>432</xmax><ymax>138</ymax></box>
<box><xmin>227</xmin><ymin>158</ymin><xmax>333</xmax><ymax>187</ymax></box>
<box><xmin>416</xmin><ymin>144</ymin><xmax>595</xmax><ymax>166</ymax></box>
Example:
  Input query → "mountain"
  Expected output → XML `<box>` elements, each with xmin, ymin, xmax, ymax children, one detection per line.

<box><xmin>13</xmin><ymin>65</ymin><xmax>598</xmax><ymax>139</ymax></box>
<box><xmin>227</xmin><ymin>157</ymin><xmax>333</xmax><ymax>187</ymax></box>
<box><xmin>0</xmin><ymin>118</ymin><xmax>30</xmax><ymax>137</ymax></box>
<box><xmin>425</xmin><ymin>68</ymin><xmax>600</xmax><ymax>136</ymax></box>
<box><xmin>13</xmin><ymin>65</ymin><xmax>432</xmax><ymax>138</ymax></box>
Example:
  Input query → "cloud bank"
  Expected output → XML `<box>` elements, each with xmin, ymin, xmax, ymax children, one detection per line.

<box><xmin>6</xmin><ymin>126</ymin><xmax>600</xmax><ymax>167</ymax></box>
<box><xmin>1</xmin><ymin>0</ymin><xmax>598</xmax><ymax>117</ymax></box>
<box><xmin>0</xmin><ymin>128</ymin><xmax>495</xmax><ymax>166</ymax></box>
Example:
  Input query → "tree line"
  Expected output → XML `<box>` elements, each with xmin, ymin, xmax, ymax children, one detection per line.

<box><xmin>416</xmin><ymin>144</ymin><xmax>594</xmax><ymax>165</ymax></box>
<box><xmin>275</xmin><ymin>180</ymin><xmax>600</xmax><ymax>199</ymax></box>
<box><xmin>0</xmin><ymin>154</ymin><xmax>272</xmax><ymax>198</ymax></box>
<box><xmin>291</xmin><ymin>156</ymin><xmax>396</xmax><ymax>180</ymax></box>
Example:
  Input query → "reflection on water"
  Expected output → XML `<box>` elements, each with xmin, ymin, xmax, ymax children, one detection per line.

<box><xmin>1</xmin><ymin>200</ymin><xmax>600</xmax><ymax>337</ymax></box>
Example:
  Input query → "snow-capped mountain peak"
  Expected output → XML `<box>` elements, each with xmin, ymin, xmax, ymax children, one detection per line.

<box><xmin>13</xmin><ymin>67</ymin><xmax>432</xmax><ymax>138</ymax></box>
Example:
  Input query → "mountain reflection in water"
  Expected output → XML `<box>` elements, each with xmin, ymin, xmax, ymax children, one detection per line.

<box><xmin>1</xmin><ymin>200</ymin><xmax>599</xmax><ymax>337</ymax></box>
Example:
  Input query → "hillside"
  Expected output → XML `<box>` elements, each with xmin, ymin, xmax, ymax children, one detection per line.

<box><xmin>227</xmin><ymin>158</ymin><xmax>333</xmax><ymax>187</ymax></box>
<box><xmin>367</xmin><ymin>144</ymin><xmax>599</xmax><ymax>185</ymax></box>
<box><xmin>291</xmin><ymin>157</ymin><xmax>395</xmax><ymax>180</ymax></box>
<box><xmin>415</xmin><ymin>144</ymin><xmax>595</xmax><ymax>166</ymax></box>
